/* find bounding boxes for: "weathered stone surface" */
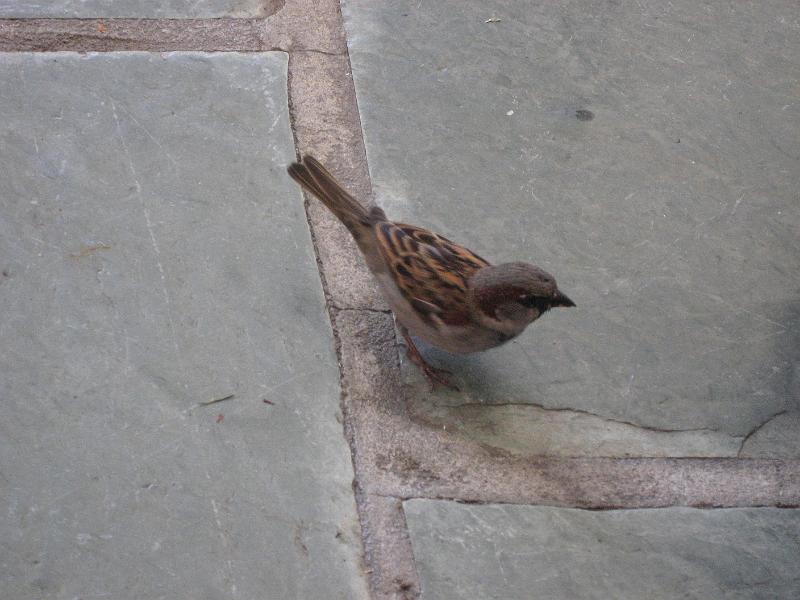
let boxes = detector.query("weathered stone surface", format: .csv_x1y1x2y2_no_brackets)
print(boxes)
342,0,800,456
0,0,275,18
0,52,367,600
404,500,800,600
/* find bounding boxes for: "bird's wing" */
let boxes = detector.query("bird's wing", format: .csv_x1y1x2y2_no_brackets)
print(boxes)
373,220,490,326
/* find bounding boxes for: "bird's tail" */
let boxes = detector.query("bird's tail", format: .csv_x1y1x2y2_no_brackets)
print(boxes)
287,156,370,238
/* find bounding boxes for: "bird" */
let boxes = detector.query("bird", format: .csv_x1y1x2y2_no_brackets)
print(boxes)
287,155,575,390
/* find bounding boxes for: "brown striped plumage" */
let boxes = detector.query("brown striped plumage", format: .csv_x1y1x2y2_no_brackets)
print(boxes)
374,221,489,327
287,155,575,389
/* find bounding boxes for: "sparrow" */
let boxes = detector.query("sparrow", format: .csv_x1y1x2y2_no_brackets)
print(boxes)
287,155,575,390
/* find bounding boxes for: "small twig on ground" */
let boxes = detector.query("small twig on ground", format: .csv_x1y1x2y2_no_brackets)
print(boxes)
199,393,235,406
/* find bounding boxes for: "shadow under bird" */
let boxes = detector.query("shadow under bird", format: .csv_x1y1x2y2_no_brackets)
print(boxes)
288,155,575,390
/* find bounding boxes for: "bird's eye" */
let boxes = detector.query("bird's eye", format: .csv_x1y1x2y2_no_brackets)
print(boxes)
519,295,548,311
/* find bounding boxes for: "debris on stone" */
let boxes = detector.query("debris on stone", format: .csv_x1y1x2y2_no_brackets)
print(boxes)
200,393,235,406
69,243,111,259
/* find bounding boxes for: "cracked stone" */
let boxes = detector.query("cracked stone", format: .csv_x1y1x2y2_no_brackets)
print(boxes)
411,401,742,457
343,0,800,457
739,412,800,459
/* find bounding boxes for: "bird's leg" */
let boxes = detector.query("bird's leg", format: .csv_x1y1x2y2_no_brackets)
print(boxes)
399,326,459,391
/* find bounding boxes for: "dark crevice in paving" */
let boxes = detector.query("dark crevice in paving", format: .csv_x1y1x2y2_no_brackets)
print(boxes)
290,47,345,56
381,494,800,512
434,400,739,437
335,306,394,315
737,409,789,457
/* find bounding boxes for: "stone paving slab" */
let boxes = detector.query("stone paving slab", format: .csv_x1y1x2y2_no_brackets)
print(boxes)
342,0,800,457
0,52,368,600
0,0,273,18
404,500,800,600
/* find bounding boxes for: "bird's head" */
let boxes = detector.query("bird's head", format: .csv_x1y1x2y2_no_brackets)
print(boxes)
467,262,575,335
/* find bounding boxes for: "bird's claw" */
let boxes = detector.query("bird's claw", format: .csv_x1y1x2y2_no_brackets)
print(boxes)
400,326,460,391
404,348,459,391
419,363,459,392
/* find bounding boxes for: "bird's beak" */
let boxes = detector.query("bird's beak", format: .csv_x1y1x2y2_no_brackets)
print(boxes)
552,290,576,308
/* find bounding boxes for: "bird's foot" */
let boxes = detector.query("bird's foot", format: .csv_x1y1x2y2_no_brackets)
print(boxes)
400,327,459,391
415,360,459,392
